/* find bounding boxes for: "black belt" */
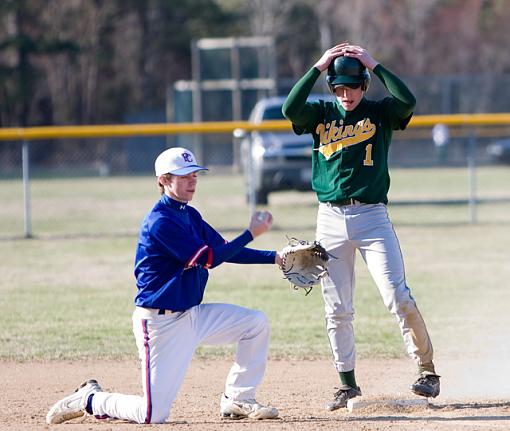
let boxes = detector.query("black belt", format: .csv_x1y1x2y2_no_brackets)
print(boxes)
158,309,175,315
326,198,360,206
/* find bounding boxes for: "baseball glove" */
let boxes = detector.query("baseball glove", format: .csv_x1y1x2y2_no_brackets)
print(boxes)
279,238,330,295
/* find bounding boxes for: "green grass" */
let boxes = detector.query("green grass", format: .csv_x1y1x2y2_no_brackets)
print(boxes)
1,167,509,361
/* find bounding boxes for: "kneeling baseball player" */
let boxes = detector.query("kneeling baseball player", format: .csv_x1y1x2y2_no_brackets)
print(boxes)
47,147,281,424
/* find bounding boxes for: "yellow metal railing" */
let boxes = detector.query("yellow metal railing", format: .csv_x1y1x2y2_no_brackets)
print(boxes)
1,113,510,141
5,112,510,238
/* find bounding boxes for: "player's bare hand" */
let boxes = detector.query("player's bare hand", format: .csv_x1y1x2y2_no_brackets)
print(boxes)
339,44,379,70
313,42,349,72
249,211,273,238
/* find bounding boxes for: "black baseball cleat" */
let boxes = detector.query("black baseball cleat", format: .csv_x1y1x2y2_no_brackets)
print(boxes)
410,374,440,398
325,385,362,411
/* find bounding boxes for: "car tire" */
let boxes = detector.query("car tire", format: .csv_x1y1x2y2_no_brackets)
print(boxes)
256,189,269,205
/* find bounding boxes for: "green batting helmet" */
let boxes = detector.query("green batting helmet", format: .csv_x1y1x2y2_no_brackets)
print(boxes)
326,56,371,93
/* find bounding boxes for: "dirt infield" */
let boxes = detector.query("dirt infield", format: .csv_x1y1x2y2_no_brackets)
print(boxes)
2,357,509,431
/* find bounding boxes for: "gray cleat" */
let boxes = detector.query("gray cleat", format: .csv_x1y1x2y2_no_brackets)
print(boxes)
410,373,440,398
326,385,362,411
220,393,278,420
46,379,102,424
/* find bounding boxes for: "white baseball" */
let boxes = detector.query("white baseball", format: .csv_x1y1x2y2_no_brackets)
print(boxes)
257,211,269,222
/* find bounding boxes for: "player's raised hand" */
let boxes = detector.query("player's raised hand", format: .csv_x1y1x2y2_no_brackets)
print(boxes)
340,44,379,70
249,211,273,238
313,42,349,72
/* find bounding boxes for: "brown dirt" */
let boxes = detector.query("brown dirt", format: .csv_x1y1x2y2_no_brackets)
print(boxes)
2,357,509,431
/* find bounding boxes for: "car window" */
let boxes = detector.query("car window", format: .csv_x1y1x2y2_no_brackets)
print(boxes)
262,106,285,120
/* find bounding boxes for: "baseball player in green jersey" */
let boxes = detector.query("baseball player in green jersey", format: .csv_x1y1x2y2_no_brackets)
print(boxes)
282,43,440,411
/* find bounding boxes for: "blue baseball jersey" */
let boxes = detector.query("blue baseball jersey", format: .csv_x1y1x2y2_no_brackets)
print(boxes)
134,195,275,311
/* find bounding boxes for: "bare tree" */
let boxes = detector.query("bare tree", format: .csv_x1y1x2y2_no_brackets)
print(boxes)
3,0,510,129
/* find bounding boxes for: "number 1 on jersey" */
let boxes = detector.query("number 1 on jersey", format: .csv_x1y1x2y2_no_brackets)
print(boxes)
363,143,374,166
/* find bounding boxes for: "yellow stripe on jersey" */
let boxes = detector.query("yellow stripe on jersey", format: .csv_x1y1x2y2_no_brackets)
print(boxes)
316,118,376,160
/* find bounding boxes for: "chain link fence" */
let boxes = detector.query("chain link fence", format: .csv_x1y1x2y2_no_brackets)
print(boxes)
1,120,510,240
2,71,510,238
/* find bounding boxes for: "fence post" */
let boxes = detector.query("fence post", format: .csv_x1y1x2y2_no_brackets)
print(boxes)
467,130,477,224
22,140,33,238
233,128,256,215
246,133,256,215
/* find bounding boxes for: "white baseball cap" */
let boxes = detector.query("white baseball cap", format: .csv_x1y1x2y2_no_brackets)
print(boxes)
154,147,208,177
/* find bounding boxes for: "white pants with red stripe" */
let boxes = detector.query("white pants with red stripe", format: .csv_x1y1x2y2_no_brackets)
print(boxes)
90,303,270,423
316,202,434,372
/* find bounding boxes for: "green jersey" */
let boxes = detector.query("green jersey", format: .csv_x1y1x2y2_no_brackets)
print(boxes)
282,65,416,204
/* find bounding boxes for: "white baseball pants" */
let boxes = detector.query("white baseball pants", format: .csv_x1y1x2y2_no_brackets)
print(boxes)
316,202,434,372
91,303,270,423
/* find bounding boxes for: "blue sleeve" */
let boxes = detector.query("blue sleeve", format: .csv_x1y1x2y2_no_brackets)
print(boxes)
184,208,275,269
150,216,206,266
227,247,276,264
147,207,262,272
201,219,227,247
195,230,256,269
196,219,276,265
